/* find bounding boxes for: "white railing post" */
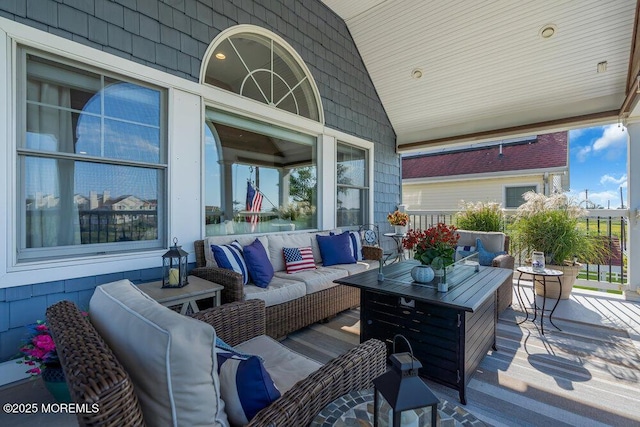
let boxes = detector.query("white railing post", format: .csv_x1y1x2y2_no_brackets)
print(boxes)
626,122,640,297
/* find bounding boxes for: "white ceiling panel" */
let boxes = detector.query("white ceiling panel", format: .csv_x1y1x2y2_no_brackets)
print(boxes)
322,0,637,149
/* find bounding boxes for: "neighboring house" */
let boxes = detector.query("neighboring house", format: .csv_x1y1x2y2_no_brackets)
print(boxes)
402,132,569,211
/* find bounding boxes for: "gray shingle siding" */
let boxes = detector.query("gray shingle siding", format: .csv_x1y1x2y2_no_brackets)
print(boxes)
0,0,398,362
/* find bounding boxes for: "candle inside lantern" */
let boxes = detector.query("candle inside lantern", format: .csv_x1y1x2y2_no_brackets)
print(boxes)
169,268,179,285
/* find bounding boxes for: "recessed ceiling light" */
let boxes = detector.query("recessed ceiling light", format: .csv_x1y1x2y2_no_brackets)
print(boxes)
215,52,226,60
597,61,608,73
411,68,423,79
539,24,557,39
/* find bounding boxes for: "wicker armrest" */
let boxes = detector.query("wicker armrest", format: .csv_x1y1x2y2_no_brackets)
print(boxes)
46,301,145,427
190,266,244,304
247,338,387,427
190,299,266,346
362,245,383,261
492,253,515,270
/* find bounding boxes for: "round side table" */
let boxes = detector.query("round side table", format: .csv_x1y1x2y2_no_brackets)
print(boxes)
515,266,563,335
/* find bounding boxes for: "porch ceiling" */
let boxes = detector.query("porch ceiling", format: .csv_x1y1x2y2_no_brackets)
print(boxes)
321,0,640,152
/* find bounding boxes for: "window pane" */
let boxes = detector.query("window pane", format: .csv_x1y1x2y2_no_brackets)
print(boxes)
204,111,317,236
337,188,367,227
18,51,166,261
23,157,159,249
506,185,536,208
337,144,367,187
203,31,320,121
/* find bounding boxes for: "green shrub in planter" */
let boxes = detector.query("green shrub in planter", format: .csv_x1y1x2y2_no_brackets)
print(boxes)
455,201,504,232
512,191,609,265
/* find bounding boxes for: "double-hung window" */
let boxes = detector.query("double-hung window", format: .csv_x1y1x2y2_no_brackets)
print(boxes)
505,185,537,208
336,142,369,227
16,50,167,261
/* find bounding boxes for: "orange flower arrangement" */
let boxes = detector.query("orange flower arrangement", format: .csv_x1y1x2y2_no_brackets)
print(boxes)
387,210,409,226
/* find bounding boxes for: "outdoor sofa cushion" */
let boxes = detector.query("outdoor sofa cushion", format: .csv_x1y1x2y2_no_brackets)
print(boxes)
243,238,274,287
243,278,306,307
274,266,348,294
90,279,229,427
316,232,357,266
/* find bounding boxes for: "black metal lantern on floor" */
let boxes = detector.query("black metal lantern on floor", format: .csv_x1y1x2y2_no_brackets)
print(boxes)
162,237,189,288
373,335,439,427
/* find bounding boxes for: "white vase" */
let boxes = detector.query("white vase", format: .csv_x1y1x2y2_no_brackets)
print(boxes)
394,225,406,235
411,265,434,283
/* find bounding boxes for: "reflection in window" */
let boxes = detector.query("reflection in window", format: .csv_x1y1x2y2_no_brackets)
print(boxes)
18,52,166,260
337,143,369,227
203,31,320,121
204,109,317,236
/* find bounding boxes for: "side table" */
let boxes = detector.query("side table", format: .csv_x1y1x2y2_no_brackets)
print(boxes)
310,388,485,426
515,266,563,335
137,275,224,315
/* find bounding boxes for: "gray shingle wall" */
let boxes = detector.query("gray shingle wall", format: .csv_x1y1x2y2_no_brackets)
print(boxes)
0,0,399,361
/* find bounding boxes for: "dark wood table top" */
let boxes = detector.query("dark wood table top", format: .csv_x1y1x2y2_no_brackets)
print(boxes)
334,261,512,312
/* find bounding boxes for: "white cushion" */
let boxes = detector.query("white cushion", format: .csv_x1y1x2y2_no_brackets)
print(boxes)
266,233,314,272
235,335,322,394
331,261,376,275
205,235,269,268
274,266,348,294
243,278,306,307
90,280,229,427
456,230,505,253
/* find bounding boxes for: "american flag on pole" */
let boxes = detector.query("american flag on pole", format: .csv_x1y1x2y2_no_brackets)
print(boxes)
246,181,263,232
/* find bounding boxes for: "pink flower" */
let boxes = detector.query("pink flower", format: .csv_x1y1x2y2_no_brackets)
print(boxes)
33,335,56,352
26,367,41,375
35,324,49,331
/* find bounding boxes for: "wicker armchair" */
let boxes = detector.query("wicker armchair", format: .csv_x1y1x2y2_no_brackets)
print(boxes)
46,299,386,427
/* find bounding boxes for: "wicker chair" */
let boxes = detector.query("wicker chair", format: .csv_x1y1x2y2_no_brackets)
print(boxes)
46,299,386,427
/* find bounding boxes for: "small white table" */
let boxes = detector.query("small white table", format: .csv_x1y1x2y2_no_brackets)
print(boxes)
137,275,224,315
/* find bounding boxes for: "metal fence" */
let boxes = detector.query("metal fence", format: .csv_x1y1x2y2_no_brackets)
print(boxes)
405,208,628,291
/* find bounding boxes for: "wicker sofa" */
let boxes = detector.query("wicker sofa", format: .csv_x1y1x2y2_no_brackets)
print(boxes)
192,230,383,338
46,284,386,427
455,230,515,313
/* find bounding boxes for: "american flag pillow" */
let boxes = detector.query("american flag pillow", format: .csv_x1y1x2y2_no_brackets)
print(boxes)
282,246,317,274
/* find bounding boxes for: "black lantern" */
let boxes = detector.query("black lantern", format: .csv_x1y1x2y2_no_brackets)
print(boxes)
373,335,439,427
162,237,189,288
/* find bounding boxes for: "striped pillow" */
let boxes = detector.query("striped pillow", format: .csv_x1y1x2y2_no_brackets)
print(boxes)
211,241,249,285
282,246,317,273
349,231,363,261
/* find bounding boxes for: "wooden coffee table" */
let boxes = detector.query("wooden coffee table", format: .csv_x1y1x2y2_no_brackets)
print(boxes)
137,275,223,315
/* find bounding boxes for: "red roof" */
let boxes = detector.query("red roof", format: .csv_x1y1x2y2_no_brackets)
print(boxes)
402,132,568,179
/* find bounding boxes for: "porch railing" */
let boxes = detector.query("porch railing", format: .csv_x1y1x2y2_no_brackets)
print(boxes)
405,208,628,291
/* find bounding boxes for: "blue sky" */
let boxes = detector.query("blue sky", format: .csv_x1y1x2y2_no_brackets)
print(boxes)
568,124,628,209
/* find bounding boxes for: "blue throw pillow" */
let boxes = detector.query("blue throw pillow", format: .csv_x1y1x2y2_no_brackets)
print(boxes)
476,239,506,266
455,245,477,261
316,233,356,266
243,239,274,288
216,346,281,425
330,231,363,261
211,241,249,285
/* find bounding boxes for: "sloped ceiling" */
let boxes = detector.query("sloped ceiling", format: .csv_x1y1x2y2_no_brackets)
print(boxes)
322,0,640,152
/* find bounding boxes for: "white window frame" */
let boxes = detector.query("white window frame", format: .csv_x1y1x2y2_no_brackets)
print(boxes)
504,183,538,208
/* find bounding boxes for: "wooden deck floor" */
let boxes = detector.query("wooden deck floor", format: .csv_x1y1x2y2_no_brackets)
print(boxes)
1,283,638,426
282,284,640,427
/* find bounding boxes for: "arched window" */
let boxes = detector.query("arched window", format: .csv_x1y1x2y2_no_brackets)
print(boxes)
201,26,322,122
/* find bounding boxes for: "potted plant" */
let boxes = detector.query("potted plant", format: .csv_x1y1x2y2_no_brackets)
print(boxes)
511,191,610,299
387,210,410,234
17,316,86,403
402,223,460,283
455,201,504,232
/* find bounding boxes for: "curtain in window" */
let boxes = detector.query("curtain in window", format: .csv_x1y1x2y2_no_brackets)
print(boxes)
26,81,79,247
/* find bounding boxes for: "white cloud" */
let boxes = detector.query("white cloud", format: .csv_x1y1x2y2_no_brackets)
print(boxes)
593,124,627,152
600,174,627,186
588,190,624,208
576,146,591,162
